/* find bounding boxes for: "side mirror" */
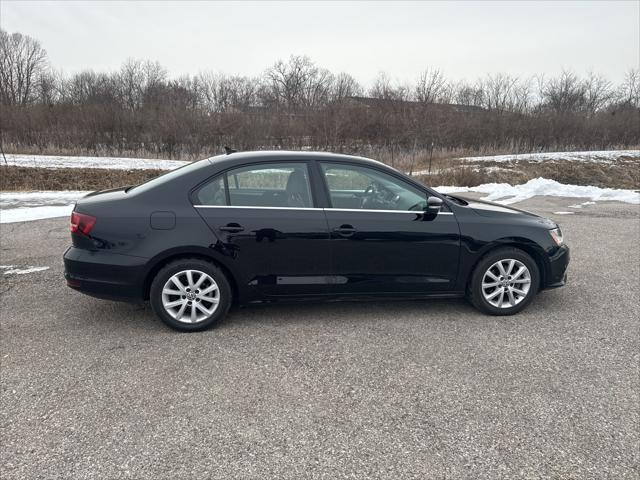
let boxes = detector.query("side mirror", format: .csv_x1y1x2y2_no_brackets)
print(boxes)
425,196,443,215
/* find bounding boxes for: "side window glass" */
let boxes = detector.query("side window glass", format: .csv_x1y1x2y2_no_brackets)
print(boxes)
194,175,227,205
226,163,313,208
321,163,426,211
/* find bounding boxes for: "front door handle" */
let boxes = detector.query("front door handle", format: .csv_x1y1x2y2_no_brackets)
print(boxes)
219,223,244,233
333,224,356,237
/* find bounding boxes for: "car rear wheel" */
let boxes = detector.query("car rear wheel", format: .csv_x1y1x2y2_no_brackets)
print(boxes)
468,247,539,315
150,258,231,331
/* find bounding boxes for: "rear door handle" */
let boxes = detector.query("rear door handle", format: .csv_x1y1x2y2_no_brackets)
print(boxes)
333,224,356,237
219,223,244,233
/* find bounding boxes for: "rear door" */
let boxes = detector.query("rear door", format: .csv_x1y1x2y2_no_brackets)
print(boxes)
193,161,332,297
319,162,461,295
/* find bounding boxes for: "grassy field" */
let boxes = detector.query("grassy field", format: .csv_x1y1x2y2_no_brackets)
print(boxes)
414,156,640,190
1,152,639,191
0,166,162,191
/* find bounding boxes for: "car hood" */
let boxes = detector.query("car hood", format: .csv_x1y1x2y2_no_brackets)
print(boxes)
451,194,558,228
461,197,538,217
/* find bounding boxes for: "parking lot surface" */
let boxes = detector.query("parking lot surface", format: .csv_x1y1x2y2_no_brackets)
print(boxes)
1,197,638,479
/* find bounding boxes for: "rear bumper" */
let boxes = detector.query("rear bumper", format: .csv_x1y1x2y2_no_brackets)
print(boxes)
63,246,148,301
545,244,570,289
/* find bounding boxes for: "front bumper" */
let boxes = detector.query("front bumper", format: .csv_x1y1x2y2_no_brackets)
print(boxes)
545,244,570,289
63,246,148,301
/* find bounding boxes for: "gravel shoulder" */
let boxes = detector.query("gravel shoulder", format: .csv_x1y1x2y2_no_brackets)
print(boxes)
1,198,638,479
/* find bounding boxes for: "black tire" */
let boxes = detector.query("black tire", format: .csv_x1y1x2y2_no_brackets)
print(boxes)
467,247,540,315
150,258,232,332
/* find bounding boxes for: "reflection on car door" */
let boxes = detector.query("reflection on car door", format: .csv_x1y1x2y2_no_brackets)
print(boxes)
320,162,461,295
193,162,332,297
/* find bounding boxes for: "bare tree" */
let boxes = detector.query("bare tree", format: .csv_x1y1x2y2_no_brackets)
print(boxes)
331,72,362,101
616,68,640,108
583,71,613,114
117,58,167,110
0,30,49,105
263,55,333,111
453,80,484,107
510,77,533,114
483,73,519,112
415,68,446,103
540,70,587,113
369,72,409,101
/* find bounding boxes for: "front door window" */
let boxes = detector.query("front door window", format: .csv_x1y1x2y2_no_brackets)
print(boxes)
321,163,427,211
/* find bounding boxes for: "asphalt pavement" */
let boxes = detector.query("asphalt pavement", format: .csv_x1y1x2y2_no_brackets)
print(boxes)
1,196,638,479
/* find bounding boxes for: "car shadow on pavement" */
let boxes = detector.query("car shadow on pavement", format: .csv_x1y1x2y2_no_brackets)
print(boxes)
76,289,570,333
75,296,476,332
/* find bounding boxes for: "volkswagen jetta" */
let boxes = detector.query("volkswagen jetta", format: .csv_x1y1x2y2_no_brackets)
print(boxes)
63,151,569,331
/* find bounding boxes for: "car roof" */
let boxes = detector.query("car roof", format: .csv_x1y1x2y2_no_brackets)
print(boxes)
205,150,388,170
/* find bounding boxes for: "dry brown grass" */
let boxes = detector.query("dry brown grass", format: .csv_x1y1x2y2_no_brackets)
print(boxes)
1,156,638,192
413,156,640,190
2,143,210,161
0,166,162,191
477,160,639,189
416,167,491,187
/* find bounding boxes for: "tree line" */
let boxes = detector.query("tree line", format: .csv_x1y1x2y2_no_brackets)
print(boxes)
1,29,638,160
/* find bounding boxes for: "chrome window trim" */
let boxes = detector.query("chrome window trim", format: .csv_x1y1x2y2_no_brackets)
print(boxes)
194,205,318,211
328,208,454,215
193,205,454,215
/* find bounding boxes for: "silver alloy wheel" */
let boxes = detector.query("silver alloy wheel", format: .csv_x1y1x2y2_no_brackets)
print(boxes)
161,269,220,323
481,259,531,309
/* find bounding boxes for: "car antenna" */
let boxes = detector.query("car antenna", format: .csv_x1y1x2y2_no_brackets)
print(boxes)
224,146,237,155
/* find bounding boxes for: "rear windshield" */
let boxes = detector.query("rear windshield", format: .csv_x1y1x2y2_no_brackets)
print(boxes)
129,159,208,194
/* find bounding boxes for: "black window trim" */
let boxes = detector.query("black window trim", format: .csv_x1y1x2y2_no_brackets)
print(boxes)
189,157,452,213
189,159,318,209
317,160,451,213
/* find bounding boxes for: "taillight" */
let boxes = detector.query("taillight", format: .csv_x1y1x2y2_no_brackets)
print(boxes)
70,211,96,235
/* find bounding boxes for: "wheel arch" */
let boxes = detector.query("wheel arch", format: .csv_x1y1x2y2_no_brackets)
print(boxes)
466,238,548,291
142,247,239,303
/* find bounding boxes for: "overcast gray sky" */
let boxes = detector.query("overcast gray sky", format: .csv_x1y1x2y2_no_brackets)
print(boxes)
1,0,638,84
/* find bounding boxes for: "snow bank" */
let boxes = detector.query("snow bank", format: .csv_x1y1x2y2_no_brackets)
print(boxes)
436,178,640,205
4,154,189,170
0,205,75,223
0,190,89,222
1,177,638,224
0,190,90,208
5,150,639,171
461,150,640,164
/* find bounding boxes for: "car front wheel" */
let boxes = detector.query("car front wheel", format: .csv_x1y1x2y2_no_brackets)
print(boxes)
150,258,232,331
468,247,539,315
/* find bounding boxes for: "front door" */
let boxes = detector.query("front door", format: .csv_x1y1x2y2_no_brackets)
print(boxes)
319,162,460,295
193,162,331,297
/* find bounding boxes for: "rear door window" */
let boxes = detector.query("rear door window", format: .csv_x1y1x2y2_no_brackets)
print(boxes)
194,163,313,208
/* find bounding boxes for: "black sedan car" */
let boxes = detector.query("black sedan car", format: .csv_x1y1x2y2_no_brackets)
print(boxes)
64,151,569,331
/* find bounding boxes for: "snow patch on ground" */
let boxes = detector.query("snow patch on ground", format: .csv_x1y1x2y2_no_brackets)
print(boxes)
0,265,50,275
0,205,75,223
4,154,189,170
8,150,638,173
1,176,639,223
0,190,90,223
553,211,575,215
1,190,90,208
436,178,640,205
461,150,640,164
568,201,596,209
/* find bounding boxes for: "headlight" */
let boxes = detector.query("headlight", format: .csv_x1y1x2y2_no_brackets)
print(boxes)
549,227,563,246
